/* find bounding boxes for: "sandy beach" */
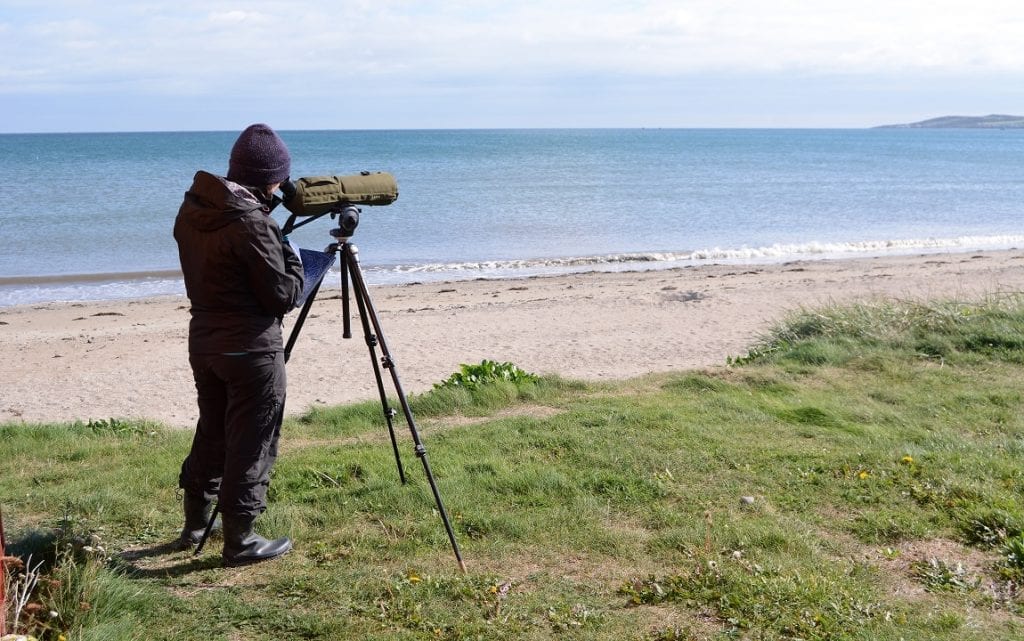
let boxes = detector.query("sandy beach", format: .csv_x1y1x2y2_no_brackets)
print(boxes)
2,249,1023,429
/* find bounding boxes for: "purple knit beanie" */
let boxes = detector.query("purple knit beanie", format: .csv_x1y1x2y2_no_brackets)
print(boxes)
227,123,291,186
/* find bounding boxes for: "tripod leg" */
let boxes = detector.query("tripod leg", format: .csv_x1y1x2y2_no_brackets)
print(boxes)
342,245,467,573
193,503,219,556
284,275,325,363
341,252,352,339
358,310,407,484
337,249,406,483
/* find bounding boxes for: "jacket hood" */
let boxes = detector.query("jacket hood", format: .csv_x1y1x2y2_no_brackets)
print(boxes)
178,170,269,232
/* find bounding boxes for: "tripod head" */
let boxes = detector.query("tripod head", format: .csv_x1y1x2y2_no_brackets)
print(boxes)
281,204,360,239
329,205,360,241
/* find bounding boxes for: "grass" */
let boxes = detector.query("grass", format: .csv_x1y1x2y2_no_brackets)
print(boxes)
2,296,1024,639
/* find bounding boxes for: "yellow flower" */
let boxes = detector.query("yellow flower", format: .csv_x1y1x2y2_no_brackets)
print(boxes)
407,571,421,583
858,470,870,480
901,455,914,464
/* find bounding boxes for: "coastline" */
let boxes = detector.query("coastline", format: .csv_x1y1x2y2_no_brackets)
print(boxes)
6,234,1024,309
2,248,1023,429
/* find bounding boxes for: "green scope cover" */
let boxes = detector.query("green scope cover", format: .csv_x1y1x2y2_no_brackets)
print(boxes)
284,172,399,215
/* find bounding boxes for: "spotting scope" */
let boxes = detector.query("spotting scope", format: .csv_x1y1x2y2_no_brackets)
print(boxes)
281,171,398,216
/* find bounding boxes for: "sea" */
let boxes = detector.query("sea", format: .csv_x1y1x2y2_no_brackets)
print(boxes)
1,128,1022,307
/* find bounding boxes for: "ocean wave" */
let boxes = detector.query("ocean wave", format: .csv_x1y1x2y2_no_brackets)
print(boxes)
2,234,1023,307
365,234,1024,279
0,277,186,308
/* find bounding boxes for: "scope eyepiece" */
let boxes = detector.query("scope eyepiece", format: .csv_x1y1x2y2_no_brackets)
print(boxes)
279,178,297,202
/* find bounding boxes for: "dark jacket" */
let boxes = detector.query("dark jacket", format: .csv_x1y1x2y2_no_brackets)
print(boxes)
174,171,304,354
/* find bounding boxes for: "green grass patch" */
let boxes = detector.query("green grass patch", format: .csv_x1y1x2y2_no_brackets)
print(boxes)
3,297,1024,639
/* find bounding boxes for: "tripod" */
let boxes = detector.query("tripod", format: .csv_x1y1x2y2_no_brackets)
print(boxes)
195,205,466,573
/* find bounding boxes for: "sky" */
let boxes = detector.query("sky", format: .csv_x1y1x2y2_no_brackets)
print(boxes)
1,0,1023,132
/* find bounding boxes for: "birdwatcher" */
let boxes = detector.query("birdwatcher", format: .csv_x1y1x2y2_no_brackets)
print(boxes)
172,123,304,566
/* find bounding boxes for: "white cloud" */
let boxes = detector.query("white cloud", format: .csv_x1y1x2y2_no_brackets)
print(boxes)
205,10,272,26
2,0,1023,95
1,0,1022,131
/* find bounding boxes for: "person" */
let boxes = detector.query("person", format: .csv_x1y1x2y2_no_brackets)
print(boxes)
172,123,304,566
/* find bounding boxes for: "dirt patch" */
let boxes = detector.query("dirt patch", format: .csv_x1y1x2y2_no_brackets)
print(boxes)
628,604,723,640
420,404,565,429
278,405,565,455
877,538,1003,599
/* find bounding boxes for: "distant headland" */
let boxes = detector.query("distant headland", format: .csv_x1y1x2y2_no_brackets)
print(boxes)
875,114,1024,129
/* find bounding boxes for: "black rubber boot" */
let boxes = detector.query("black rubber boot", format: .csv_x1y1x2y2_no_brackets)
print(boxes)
173,493,216,550
221,514,292,567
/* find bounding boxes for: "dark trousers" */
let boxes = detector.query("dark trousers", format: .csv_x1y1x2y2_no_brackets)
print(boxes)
179,351,286,518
